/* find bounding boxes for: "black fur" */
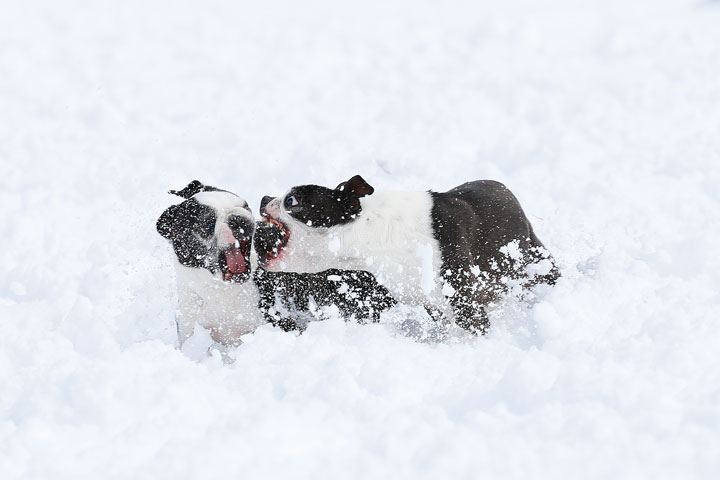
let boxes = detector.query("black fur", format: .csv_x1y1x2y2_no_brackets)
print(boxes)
157,198,219,270
252,218,396,330
157,181,254,282
254,220,285,261
169,180,206,199
169,179,232,199
254,268,397,332
430,180,560,334
260,195,275,211
279,175,374,228
265,176,559,335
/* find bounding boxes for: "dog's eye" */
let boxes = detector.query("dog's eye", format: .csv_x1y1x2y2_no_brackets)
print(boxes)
285,196,299,209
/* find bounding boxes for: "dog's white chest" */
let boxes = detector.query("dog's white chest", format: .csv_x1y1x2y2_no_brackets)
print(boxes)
174,264,265,345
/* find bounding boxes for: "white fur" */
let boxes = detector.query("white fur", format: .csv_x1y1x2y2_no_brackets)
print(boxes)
170,191,264,346
174,263,264,346
193,190,249,212
194,191,253,244
264,191,449,311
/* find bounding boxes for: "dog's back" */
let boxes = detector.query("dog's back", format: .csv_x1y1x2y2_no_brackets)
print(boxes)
431,180,559,286
429,180,559,333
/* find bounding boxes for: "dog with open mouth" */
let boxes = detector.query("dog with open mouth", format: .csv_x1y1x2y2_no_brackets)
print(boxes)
157,180,397,347
157,180,262,346
259,175,560,334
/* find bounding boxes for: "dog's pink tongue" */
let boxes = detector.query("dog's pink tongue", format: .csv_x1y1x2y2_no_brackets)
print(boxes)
225,248,247,274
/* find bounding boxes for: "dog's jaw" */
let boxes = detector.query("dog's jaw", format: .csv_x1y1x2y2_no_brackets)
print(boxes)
258,196,331,272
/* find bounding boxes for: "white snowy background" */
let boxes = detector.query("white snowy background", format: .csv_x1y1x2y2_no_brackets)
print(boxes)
2,0,719,478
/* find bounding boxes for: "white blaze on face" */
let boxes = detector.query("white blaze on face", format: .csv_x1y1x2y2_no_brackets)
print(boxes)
192,190,256,281
193,190,249,208
193,191,254,233
216,223,236,248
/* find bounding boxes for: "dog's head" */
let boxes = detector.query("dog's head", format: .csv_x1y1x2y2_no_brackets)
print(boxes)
256,175,374,266
157,180,255,283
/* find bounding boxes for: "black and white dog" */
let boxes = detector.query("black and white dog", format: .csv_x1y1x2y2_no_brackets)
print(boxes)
157,181,395,346
260,176,560,333
157,180,264,345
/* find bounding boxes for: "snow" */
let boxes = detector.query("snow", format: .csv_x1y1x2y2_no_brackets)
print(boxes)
2,0,720,478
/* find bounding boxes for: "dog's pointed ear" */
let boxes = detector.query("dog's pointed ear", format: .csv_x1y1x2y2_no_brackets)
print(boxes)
169,180,205,199
336,175,374,198
157,205,179,239
336,175,373,213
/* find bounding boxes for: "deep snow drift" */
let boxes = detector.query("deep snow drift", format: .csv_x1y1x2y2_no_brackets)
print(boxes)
1,0,719,478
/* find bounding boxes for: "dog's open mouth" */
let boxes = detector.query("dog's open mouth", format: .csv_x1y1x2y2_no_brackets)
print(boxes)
219,239,251,283
256,214,290,265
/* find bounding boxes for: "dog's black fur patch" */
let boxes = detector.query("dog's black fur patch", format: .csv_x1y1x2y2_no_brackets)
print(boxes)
169,180,232,199
279,175,374,227
430,180,560,334
157,198,219,270
157,181,254,282
253,220,287,263
254,268,397,332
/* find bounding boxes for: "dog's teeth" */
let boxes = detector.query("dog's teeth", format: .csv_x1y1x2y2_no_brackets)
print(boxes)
234,240,240,248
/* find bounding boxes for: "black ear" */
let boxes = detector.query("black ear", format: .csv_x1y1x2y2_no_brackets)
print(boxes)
336,175,374,198
157,205,179,239
169,180,205,199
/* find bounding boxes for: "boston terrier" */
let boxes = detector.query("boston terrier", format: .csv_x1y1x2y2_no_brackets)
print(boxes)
259,176,560,334
157,180,264,346
157,181,396,347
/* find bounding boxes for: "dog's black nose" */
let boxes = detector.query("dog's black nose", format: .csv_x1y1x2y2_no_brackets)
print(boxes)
260,196,275,212
227,215,255,238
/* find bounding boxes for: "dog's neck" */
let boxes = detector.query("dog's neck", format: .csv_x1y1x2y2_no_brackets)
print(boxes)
174,262,265,345
330,190,435,250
